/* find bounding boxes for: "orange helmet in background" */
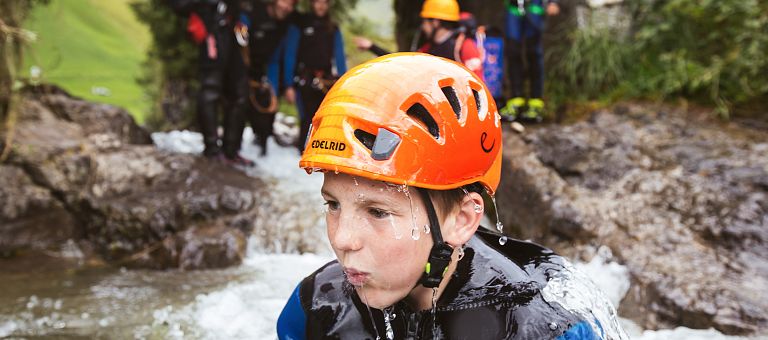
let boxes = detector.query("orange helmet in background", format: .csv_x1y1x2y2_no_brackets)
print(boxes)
420,0,460,22
299,53,502,195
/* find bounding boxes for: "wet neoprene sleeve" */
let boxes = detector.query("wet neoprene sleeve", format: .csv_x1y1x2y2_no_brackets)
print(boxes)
283,25,300,87
277,284,306,340
333,29,348,75
267,38,286,89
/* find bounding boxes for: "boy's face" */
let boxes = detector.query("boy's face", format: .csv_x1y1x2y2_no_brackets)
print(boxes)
321,173,434,308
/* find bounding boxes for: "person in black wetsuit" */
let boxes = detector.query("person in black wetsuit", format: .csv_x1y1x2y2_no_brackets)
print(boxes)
240,0,295,156
168,0,254,166
276,53,627,339
283,0,347,154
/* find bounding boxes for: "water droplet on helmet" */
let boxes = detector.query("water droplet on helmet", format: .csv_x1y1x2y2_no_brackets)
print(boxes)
498,236,508,245
548,322,558,330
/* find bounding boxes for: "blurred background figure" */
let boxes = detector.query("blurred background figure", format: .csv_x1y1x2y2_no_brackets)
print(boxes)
352,0,483,80
499,0,560,122
284,0,347,154
241,0,296,156
169,0,254,166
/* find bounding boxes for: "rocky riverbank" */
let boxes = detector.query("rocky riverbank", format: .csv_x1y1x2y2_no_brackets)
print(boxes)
496,103,767,335
1,85,261,270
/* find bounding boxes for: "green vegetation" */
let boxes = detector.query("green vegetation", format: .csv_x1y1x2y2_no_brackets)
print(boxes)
23,0,151,122
548,0,768,119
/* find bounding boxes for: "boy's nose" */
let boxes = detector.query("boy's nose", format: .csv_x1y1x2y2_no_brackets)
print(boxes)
332,213,363,252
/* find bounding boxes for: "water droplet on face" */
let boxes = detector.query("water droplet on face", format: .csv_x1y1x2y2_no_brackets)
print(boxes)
389,215,403,240
353,177,358,186
474,203,482,213
411,225,421,240
499,236,508,245
496,221,504,233
423,224,430,234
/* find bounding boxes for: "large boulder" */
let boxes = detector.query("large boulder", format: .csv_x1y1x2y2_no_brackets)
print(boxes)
0,85,261,269
496,103,768,335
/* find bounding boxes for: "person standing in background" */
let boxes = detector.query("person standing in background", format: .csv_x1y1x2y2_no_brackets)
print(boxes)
499,0,560,122
352,0,483,80
241,0,296,156
283,0,347,154
169,0,255,166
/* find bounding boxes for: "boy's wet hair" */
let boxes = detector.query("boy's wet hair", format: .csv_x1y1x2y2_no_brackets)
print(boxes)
428,182,485,218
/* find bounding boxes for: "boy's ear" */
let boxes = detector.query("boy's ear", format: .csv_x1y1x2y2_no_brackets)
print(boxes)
443,192,483,246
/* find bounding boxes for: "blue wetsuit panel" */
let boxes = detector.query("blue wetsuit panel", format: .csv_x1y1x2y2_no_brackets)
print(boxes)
277,283,306,340
556,320,600,340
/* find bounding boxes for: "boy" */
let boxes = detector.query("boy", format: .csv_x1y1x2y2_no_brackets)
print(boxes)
278,53,625,339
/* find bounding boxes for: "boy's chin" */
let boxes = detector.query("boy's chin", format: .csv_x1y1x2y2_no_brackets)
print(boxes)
354,285,404,310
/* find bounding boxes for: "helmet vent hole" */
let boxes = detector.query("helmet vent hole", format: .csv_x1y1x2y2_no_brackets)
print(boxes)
354,129,376,150
441,86,462,120
472,88,489,120
406,103,440,139
472,89,482,114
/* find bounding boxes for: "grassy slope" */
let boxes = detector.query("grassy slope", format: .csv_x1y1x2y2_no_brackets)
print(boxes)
23,0,151,122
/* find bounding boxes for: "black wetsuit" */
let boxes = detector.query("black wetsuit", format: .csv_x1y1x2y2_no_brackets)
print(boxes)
243,2,293,155
277,229,602,339
284,13,346,153
169,0,249,158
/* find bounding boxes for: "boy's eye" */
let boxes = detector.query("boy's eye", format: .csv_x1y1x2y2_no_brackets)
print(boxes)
367,207,391,219
324,200,340,211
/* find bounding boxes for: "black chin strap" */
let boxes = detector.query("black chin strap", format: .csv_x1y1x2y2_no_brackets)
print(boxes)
416,188,454,288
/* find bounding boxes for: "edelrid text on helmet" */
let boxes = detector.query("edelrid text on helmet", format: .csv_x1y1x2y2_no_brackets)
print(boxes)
299,52,503,195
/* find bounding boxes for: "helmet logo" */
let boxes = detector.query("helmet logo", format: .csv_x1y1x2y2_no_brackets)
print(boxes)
311,139,347,152
480,132,495,153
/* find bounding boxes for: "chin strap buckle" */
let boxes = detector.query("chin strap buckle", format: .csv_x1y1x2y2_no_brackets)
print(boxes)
421,242,454,288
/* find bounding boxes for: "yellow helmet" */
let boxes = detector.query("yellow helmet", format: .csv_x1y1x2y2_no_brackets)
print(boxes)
420,0,460,22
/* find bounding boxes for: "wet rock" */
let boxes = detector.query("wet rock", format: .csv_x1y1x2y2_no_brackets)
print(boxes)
497,103,768,335
0,165,77,252
0,84,263,270
28,84,151,145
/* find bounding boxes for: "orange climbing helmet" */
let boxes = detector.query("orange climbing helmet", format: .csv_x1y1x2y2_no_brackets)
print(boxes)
299,53,503,195
420,0,460,22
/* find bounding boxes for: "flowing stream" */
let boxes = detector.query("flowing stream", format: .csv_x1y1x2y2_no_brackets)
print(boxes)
0,127,760,339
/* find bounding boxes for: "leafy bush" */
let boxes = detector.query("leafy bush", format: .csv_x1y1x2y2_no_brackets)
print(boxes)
548,0,768,118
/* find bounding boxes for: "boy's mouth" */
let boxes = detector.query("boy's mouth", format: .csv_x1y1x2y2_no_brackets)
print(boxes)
344,268,369,286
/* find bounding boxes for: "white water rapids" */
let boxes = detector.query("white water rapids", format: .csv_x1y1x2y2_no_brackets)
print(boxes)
0,124,760,339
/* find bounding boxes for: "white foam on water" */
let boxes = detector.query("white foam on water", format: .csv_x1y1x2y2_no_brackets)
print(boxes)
0,320,17,337
151,129,204,154
154,253,332,339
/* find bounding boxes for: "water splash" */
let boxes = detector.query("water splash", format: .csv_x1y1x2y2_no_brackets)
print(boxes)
404,185,419,238
541,257,630,340
360,284,382,340
490,195,504,233
411,225,421,240
388,215,403,240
